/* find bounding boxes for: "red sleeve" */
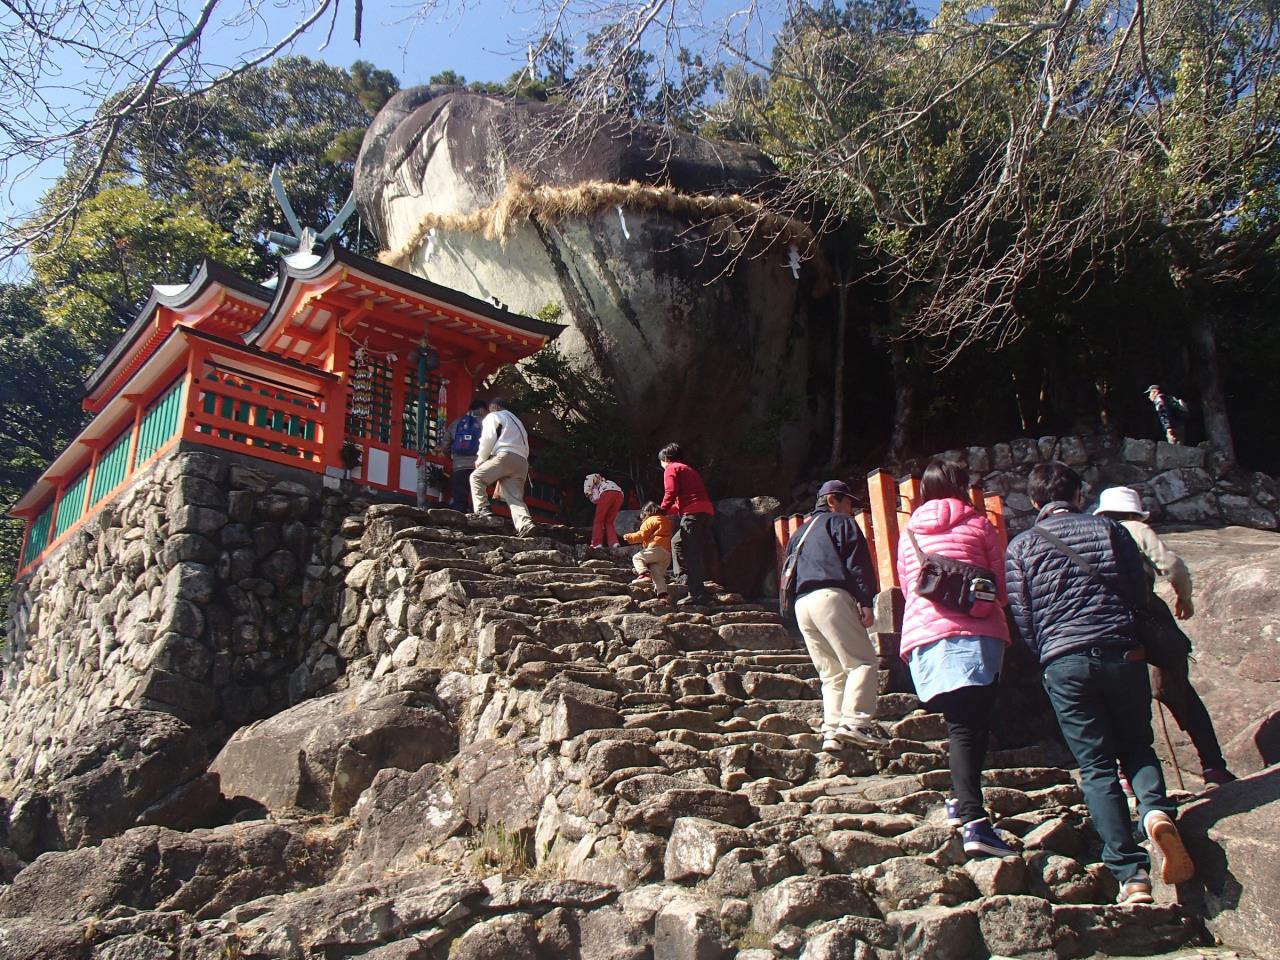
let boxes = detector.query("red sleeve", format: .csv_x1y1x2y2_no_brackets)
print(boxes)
659,465,679,514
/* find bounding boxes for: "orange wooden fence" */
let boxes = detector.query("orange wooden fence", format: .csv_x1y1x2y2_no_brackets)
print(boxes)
774,469,1007,593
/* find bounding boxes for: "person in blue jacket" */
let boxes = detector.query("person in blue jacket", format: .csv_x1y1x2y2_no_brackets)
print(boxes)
1006,462,1195,904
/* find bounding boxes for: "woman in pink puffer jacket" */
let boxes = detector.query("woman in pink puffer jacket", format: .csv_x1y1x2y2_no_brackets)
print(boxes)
896,459,1012,859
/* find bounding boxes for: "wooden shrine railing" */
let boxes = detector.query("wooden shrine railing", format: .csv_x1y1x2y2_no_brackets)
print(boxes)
774,468,1008,593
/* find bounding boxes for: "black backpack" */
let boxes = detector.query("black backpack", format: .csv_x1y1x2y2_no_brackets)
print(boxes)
906,530,998,614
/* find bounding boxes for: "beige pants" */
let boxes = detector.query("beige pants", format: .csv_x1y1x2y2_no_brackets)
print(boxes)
632,545,671,596
794,587,878,732
470,451,532,533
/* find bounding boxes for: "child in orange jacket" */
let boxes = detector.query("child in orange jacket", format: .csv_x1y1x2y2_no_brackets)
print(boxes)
625,501,673,601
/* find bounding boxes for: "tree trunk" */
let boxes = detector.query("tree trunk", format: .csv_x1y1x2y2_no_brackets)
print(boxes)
888,338,914,463
1173,267,1236,461
1187,309,1235,461
416,457,430,508
828,276,850,469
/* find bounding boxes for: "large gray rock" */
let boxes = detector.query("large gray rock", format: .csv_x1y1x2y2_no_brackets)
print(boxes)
355,88,816,488
6,708,216,859
1178,765,1280,957
1158,527,1280,775
210,686,456,815
347,763,466,876
0,821,344,922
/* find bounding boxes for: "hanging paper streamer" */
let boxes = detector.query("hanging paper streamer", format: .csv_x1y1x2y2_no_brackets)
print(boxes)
787,243,801,280
617,205,630,240
424,227,437,262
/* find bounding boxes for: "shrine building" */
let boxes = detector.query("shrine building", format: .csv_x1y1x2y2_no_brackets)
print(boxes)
10,243,563,575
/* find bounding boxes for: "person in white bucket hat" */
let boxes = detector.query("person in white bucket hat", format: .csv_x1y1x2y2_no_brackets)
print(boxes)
1094,486,1236,786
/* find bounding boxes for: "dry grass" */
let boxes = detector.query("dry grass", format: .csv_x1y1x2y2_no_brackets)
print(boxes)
466,822,533,875
380,171,815,268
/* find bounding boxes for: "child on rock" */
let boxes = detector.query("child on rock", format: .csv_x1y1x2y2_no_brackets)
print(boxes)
625,501,673,601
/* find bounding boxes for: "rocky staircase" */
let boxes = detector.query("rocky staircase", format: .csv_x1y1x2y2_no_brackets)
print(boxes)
336,504,1207,959
0,501,1225,960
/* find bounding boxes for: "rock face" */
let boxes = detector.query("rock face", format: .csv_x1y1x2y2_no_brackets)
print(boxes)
210,681,455,815
1179,765,1280,958
1152,527,1280,777
355,87,818,488
5,708,216,860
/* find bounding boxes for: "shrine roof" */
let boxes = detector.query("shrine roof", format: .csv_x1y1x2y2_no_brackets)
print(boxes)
85,259,271,397
244,242,563,348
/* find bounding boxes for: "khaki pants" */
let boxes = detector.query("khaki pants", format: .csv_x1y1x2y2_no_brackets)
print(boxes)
470,451,532,533
632,545,671,596
794,587,878,732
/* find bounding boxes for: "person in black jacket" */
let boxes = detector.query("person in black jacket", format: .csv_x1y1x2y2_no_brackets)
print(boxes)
1006,462,1195,904
783,480,886,751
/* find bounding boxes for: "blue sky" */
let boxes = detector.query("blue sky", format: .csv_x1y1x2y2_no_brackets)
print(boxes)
4,1,538,219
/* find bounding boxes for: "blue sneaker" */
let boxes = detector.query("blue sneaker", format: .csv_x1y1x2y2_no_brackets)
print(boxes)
944,798,962,828
962,818,1014,858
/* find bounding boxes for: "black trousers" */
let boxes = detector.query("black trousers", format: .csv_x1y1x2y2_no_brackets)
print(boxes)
929,682,998,825
672,513,711,601
1153,664,1227,771
1147,597,1227,771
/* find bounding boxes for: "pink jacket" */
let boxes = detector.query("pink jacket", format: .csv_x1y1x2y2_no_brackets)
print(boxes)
896,497,1010,660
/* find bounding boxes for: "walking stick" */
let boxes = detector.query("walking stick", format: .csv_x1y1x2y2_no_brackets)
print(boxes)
1156,701,1186,792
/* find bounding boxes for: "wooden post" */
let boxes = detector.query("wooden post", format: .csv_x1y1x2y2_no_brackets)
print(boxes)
897,474,920,530
854,509,878,579
124,395,144,474
866,469,900,590
984,493,1008,549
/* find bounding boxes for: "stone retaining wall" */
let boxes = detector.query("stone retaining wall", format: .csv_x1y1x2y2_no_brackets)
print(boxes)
0,447,346,788
922,434,1279,533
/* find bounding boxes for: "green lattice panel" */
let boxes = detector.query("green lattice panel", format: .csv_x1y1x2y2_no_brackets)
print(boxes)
89,429,131,507
22,503,54,566
52,471,89,540
135,380,184,466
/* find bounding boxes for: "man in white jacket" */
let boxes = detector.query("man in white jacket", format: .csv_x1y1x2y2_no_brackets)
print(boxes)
470,398,535,537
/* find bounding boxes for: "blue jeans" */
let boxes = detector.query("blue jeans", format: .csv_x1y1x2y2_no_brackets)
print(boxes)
1042,646,1176,884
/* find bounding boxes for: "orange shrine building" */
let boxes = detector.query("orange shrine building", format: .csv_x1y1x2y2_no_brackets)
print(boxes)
10,243,563,576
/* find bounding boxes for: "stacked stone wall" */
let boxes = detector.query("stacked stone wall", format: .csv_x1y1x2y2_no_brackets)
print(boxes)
921,433,1279,533
0,447,347,788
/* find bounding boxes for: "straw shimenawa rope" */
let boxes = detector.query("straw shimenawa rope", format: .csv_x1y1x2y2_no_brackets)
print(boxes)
379,171,814,269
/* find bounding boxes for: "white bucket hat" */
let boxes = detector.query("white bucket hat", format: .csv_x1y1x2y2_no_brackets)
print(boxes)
1094,486,1149,520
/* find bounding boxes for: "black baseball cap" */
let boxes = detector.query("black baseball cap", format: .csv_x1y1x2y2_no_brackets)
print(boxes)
817,480,853,498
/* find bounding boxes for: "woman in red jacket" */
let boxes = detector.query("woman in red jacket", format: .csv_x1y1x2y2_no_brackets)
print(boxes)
896,459,1012,860
657,443,715,606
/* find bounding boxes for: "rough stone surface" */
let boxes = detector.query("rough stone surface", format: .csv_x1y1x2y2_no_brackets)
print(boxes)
210,683,455,814
1179,764,1280,958
5,449,1265,960
354,87,816,489
5,708,214,858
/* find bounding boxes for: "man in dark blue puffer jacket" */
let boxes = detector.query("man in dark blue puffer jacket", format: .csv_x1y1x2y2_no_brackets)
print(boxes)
1006,462,1195,904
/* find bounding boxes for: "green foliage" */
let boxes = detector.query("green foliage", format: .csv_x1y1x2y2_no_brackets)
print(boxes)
31,180,256,354
493,338,638,500
105,56,399,266
0,282,94,636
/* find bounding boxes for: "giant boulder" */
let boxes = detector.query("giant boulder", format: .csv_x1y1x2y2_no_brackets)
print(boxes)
355,87,818,489
1158,527,1280,775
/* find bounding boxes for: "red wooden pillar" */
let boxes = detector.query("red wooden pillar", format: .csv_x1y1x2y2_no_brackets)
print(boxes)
180,341,210,444
985,493,1008,549
123,395,144,475
866,469,900,590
